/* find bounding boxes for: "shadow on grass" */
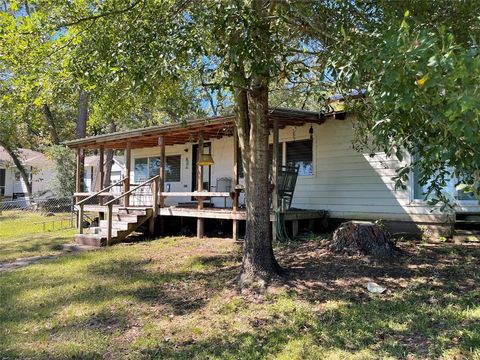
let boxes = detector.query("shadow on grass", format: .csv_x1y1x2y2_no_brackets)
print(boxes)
137,285,479,359
0,240,479,359
0,233,71,262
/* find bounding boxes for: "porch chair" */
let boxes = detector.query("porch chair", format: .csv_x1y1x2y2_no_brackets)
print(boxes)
212,177,232,208
276,165,299,210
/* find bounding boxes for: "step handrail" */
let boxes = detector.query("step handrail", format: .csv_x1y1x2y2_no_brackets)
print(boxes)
75,177,129,236
76,177,128,206
104,175,160,206
104,175,160,245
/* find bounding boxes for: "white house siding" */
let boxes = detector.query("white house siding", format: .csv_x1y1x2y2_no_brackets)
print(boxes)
31,164,55,196
2,167,16,197
1,163,55,198
127,115,479,224
284,117,480,224
83,159,125,192
84,167,93,192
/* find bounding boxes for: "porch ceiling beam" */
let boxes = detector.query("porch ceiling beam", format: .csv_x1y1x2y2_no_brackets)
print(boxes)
65,109,345,150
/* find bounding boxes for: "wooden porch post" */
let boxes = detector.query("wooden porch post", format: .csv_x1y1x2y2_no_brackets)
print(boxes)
75,147,84,230
197,131,204,238
149,177,159,235
75,148,82,201
158,136,166,207
157,135,166,236
124,141,131,207
99,145,104,205
272,119,280,241
232,126,239,241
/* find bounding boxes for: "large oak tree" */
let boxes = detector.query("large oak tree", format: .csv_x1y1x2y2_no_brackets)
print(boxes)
2,0,478,284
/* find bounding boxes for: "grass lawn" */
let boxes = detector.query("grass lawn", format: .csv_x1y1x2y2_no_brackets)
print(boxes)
0,234,479,359
0,211,76,262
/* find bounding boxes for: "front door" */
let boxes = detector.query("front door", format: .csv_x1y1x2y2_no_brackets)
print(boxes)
191,143,211,196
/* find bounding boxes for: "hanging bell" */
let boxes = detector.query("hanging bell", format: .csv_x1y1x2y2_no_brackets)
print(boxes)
198,153,214,166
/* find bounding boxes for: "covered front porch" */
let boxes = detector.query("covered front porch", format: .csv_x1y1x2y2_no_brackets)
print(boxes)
67,108,337,245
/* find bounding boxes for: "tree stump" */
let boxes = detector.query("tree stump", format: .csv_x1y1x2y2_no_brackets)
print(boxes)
330,221,400,258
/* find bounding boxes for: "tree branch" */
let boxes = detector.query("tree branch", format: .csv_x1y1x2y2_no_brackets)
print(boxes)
58,1,143,29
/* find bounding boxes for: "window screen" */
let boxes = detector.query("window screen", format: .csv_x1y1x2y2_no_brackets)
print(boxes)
166,155,181,182
149,157,160,178
286,139,313,176
134,158,148,182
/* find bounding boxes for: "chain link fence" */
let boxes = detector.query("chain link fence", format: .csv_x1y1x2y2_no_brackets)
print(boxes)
0,196,76,233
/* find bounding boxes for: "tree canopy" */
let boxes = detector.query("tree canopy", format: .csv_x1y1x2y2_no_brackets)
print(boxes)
330,1,480,204
1,0,479,280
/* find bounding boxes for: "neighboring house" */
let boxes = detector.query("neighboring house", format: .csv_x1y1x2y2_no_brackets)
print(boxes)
83,155,125,192
0,147,55,200
66,107,480,245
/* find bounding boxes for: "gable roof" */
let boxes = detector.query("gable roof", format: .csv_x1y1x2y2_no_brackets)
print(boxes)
64,107,346,150
84,155,125,168
0,147,51,168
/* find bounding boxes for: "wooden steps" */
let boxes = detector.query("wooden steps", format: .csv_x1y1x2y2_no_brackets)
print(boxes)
74,207,153,247
453,212,480,243
453,229,480,243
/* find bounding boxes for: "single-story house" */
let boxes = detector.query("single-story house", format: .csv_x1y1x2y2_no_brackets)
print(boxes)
65,108,480,246
0,147,55,200
84,155,125,192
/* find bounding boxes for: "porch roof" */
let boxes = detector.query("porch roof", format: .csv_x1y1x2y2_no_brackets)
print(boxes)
65,107,345,149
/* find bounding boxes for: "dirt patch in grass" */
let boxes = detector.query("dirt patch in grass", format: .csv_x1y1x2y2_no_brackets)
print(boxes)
0,236,479,359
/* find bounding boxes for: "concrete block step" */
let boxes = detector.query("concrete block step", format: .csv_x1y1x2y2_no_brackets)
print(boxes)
74,234,105,247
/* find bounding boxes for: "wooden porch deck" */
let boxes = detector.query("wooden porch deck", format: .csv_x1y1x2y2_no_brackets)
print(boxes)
158,206,327,221
84,204,327,222
78,203,327,244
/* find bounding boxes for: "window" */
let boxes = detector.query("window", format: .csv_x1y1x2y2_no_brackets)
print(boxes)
412,165,477,201
412,166,425,200
286,139,313,176
134,156,181,183
134,158,149,183
455,174,476,201
165,155,181,182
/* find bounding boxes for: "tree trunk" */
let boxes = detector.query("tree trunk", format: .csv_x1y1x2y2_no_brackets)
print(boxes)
331,221,400,258
76,90,88,139
76,90,89,191
236,85,282,285
103,122,117,187
235,0,282,285
42,103,60,145
1,144,32,197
